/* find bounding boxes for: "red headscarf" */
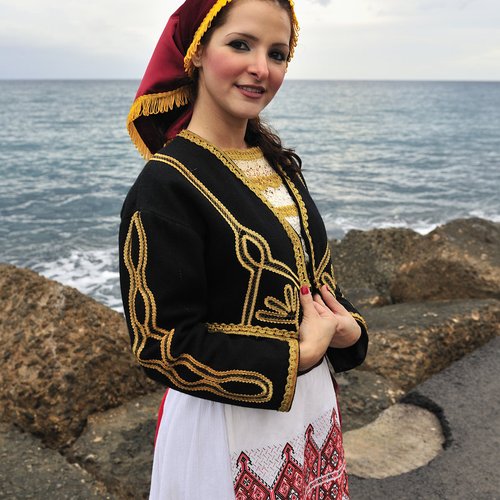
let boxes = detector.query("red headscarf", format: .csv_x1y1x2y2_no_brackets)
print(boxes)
127,0,299,159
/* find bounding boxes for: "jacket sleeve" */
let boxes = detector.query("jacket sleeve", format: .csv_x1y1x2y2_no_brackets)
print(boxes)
326,284,368,373
119,209,298,411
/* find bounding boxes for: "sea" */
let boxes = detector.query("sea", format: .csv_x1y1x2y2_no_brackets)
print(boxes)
1,80,499,311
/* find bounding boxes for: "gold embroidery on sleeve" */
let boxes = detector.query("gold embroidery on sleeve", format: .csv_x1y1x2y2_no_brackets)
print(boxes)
123,211,274,404
206,323,298,340
280,339,299,411
350,312,368,330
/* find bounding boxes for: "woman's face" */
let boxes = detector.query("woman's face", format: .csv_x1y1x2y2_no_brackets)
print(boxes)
193,0,292,127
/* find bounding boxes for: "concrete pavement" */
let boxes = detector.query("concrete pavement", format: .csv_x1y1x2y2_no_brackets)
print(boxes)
348,336,500,500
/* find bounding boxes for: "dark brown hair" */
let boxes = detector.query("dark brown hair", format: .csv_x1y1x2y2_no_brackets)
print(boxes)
196,0,302,175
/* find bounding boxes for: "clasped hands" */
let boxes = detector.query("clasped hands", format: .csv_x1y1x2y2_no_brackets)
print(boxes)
298,284,361,372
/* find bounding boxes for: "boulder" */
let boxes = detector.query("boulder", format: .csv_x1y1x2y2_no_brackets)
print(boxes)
361,298,500,391
330,227,421,307
0,264,159,449
68,391,164,499
391,218,500,302
0,422,112,499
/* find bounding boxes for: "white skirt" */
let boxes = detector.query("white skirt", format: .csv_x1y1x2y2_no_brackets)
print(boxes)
150,359,349,499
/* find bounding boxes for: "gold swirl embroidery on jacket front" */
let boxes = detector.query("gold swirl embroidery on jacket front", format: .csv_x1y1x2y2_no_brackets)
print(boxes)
154,150,302,411
316,247,338,292
206,321,299,412
178,129,310,287
279,167,317,280
256,284,300,326
124,211,273,403
154,153,301,326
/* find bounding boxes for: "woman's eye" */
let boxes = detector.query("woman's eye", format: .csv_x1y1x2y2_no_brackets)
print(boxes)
269,50,286,62
229,40,250,51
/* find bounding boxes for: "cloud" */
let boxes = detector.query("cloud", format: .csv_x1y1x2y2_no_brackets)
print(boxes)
308,0,333,5
0,0,498,80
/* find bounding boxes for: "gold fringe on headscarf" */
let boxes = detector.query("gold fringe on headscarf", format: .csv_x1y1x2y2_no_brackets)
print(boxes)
126,85,191,159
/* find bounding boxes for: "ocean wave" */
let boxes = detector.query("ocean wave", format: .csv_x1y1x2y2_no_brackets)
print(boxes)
27,213,500,312
33,248,123,313
323,212,500,240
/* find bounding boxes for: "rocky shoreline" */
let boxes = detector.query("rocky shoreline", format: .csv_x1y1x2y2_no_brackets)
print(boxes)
1,217,499,498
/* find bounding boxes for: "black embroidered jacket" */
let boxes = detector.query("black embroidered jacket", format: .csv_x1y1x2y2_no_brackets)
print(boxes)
119,130,368,412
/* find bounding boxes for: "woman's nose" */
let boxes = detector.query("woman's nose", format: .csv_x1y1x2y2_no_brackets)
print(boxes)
248,51,270,80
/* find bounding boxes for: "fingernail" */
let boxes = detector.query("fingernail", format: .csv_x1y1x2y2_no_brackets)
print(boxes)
300,285,310,295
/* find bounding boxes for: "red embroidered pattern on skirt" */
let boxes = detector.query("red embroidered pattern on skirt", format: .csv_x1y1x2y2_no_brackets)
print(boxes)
234,408,349,500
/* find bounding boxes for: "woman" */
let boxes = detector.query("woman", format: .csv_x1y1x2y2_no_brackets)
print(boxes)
119,0,368,497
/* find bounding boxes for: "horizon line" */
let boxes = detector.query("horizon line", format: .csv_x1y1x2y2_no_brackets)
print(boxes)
1,77,499,84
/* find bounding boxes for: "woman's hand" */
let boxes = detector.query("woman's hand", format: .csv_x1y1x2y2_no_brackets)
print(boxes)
313,285,362,349
298,285,362,372
298,285,338,371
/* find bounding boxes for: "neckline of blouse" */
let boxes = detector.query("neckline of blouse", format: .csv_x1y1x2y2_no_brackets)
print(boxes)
178,129,263,161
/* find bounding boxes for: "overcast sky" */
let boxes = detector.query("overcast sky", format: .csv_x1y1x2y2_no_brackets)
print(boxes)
0,0,499,80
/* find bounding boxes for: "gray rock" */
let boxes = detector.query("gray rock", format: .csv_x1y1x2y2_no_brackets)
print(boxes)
0,264,159,449
335,370,404,431
68,391,165,499
0,422,113,499
361,299,500,391
331,218,500,307
391,218,500,303
331,227,421,306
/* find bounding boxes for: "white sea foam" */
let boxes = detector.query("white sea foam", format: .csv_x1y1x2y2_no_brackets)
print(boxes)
34,248,123,313
3,80,499,317
469,209,500,223
323,214,442,239
32,211,500,312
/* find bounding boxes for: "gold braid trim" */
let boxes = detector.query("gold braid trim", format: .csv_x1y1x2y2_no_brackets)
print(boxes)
351,312,368,331
178,129,310,286
153,152,301,321
207,322,299,411
280,166,318,284
207,322,298,340
317,248,338,292
280,339,299,411
183,0,300,77
224,147,263,160
124,211,274,404
126,86,191,159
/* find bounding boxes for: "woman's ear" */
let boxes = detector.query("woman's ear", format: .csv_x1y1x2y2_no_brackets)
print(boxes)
191,46,204,68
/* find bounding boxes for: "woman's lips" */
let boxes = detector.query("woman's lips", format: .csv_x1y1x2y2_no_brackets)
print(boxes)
235,84,265,98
